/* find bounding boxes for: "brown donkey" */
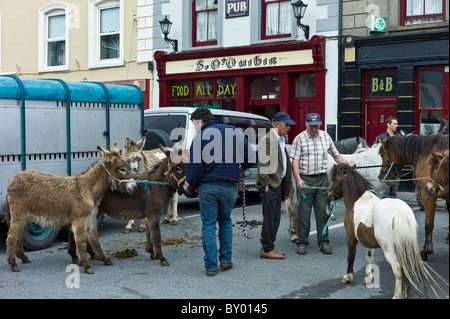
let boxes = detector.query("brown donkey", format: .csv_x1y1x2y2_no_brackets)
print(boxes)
5,143,137,274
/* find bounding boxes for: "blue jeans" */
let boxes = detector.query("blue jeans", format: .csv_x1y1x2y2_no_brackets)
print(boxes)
199,183,237,270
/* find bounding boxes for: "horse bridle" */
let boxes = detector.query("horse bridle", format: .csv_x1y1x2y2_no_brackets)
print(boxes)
379,149,402,182
428,155,448,192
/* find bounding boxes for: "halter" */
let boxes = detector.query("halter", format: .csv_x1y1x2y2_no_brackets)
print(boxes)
380,150,402,182
428,155,447,192
100,162,136,190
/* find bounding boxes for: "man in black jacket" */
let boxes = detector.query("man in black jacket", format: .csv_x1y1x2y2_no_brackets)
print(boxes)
186,108,255,276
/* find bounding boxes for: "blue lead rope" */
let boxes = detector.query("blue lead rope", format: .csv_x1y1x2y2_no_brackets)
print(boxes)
136,180,170,191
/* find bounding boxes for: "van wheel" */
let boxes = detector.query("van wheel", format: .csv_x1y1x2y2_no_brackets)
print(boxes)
23,223,59,251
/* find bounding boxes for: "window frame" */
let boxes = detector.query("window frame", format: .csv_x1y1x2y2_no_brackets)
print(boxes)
192,0,219,47
38,3,69,73
261,0,292,40
400,0,446,26
88,0,124,69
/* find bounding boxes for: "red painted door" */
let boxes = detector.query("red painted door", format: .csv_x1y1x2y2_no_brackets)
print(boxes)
365,102,397,145
291,101,316,141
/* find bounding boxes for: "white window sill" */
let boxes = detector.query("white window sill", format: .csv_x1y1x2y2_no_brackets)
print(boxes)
38,65,69,73
89,59,124,69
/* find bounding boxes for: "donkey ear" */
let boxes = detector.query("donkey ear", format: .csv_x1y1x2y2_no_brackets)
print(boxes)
112,142,120,153
123,137,131,153
136,136,146,151
97,145,111,162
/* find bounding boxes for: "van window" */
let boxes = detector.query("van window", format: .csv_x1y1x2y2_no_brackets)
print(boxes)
144,114,187,142
215,115,272,145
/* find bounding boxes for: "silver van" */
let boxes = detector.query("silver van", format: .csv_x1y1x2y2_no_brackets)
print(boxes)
143,107,273,190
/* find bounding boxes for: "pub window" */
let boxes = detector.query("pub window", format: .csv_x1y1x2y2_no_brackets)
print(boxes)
416,67,447,134
193,0,218,47
295,73,315,97
261,0,291,40
400,0,445,25
251,76,280,99
169,77,236,110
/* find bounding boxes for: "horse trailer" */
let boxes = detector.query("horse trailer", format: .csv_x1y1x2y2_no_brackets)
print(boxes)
0,76,144,250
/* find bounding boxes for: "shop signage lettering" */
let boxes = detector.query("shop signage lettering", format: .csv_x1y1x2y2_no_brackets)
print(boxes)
368,72,397,97
172,83,237,98
195,55,277,72
226,0,249,18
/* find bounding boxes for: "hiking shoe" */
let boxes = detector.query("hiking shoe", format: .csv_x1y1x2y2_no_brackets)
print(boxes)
320,245,332,255
297,246,307,255
220,261,233,270
205,268,217,277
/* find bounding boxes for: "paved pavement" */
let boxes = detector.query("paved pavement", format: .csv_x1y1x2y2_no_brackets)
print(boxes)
0,191,448,307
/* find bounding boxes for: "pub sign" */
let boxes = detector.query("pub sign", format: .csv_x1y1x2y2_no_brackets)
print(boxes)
226,0,249,18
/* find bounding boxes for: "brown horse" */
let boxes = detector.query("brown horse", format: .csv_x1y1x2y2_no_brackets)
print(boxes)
328,164,438,299
425,152,449,197
5,144,137,274
68,145,193,266
378,134,449,261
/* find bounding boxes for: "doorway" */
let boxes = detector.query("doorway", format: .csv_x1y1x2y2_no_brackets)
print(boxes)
365,102,397,145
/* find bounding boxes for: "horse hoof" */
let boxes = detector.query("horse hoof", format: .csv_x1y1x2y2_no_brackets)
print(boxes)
123,228,132,234
171,220,178,225
72,258,80,264
162,220,170,225
138,227,146,232
161,260,170,266
420,251,428,261
11,265,20,272
85,268,94,274
22,258,32,264
341,273,353,284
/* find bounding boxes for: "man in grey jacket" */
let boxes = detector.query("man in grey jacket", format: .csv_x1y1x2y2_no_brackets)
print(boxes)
256,112,295,259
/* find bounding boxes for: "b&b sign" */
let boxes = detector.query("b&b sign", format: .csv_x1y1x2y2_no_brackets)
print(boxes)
226,0,249,19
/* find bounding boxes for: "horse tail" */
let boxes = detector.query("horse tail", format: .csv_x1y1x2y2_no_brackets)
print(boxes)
393,208,440,299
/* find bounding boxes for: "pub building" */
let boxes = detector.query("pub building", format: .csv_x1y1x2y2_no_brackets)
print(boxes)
339,30,449,144
154,35,326,140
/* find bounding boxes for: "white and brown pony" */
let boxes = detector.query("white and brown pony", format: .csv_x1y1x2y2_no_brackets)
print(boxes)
5,144,137,274
122,137,180,233
378,134,449,260
328,163,439,299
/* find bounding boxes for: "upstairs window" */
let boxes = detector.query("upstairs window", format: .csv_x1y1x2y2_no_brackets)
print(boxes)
47,13,66,67
88,0,123,68
38,3,69,72
262,0,291,40
401,0,445,25
193,0,218,46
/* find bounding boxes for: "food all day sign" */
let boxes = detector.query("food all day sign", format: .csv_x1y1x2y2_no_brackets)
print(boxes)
226,0,249,18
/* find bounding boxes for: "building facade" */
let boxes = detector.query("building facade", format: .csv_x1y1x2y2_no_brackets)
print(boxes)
0,0,154,109
150,0,341,140
339,0,449,143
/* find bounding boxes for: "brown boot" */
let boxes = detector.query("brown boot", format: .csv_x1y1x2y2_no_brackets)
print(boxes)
260,247,285,259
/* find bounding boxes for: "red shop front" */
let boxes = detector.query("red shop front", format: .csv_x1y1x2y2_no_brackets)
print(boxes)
154,35,326,139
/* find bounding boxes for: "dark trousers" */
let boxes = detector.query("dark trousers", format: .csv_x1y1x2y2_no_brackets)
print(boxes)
259,186,282,252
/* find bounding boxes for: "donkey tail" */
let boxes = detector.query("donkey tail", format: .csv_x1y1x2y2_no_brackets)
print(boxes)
5,195,10,227
394,208,440,299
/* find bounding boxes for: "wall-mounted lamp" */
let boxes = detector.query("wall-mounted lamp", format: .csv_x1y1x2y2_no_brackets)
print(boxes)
292,0,310,40
159,15,178,52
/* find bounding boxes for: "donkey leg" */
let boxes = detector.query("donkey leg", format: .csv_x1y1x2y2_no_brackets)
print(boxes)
145,223,154,258
124,219,134,234
421,194,437,261
148,217,169,266
138,218,147,232
72,219,94,274
15,221,32,264
363,249,375,285
170,193,178,225
67,230,80,264
6,216,24,272
86,212,113,266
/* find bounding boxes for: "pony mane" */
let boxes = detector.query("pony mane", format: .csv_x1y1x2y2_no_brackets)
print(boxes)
381,134,449,163
337,164,373,203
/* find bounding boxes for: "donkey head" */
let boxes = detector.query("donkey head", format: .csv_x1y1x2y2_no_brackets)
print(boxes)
160,144,197,198
426,152,449,195
97,143,137,195
123,136,146,173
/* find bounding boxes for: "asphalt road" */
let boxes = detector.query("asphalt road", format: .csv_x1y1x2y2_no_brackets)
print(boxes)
0,191,448,305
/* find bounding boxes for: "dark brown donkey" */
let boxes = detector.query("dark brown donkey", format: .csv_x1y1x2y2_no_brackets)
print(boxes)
5,144,137,274
378,134,449,261
68,145,194,267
